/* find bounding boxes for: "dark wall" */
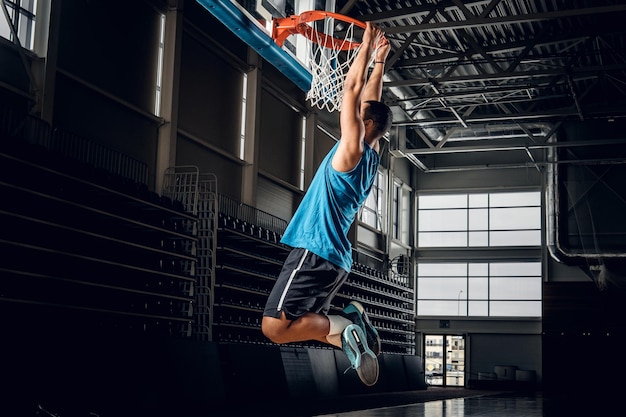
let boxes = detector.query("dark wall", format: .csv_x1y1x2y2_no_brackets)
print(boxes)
258,88,302,187
0,41,30,90
543,281,626,396
56,0,161,110
177,31,243,155
553,119,626,261
52,0,163,187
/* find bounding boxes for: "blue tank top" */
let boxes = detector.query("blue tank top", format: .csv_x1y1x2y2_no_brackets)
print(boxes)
281,141,380,271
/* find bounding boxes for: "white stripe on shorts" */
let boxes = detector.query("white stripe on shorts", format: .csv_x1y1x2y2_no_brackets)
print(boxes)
276,249,309,312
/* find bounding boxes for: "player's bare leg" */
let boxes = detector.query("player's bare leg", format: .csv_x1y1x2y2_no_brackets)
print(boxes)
262,309,379,386
262,311,331,344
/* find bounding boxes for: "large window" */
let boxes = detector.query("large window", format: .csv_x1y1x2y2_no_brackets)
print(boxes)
417,262,542,317
359,171,384,231
416,191,542,318
418,191,541,247
1,0,37,50
392,180,411,245
155,13,165,116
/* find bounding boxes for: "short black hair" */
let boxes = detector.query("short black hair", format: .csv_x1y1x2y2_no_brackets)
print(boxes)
363,100,393,136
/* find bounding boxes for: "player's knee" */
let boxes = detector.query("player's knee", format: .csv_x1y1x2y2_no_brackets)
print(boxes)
261,316,289,344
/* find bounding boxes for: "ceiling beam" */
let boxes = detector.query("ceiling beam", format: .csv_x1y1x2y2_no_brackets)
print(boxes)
400,138,626,155
384,64,626,88
382,5,626,35
394,35,591,67
360,0,492,22
393,106,626,126
416,158,626,173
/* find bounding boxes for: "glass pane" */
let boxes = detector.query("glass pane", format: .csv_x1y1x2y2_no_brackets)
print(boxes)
468,301,488,316
468,193,488,208
490,207,541,229
418,300,459,316
360,208,377,229
468,277,488,298
490,191,540,207
490,301,542,317
490,230,541,246
401,191,411,244
491,262,541,276
392,184,399,238
418,231,467,247
0,7,12,40
23,0,38,12
419,194,467,209
456,299,467,316
469,208,488,230
364,190,377,209
18,12,34,49
468,263,488,276
419,209,467,231
418,278,466,298
468,231,488,246
424,335,444,386
418,263,467,276
490,277,542,299
446,336,465,387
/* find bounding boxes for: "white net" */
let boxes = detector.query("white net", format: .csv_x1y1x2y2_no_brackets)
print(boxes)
305,18,363,112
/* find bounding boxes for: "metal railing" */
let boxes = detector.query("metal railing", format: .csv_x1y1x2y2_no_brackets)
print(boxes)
219,194,288,235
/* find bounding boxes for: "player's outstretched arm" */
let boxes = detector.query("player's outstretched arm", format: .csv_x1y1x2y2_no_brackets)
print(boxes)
333,23,384,172
362,38,391,103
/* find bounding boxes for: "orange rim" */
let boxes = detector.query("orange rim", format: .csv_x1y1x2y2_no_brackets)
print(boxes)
272,10,366,50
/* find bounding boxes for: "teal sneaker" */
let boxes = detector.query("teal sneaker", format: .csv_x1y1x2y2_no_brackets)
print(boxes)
342,301,381,356
341,323,379,386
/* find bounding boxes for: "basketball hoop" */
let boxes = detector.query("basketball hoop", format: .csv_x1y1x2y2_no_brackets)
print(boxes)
272,11,369,112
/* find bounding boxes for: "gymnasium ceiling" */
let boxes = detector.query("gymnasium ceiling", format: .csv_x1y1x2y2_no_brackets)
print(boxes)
334,0,626,171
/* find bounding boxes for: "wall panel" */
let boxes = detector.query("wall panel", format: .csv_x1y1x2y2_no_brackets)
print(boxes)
178,33,241,156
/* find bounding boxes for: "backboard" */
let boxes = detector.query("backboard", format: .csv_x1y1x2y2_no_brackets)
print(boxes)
196,0,339,92
198,0,365,112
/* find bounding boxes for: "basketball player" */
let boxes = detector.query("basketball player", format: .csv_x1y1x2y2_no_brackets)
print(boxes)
261,22,393,386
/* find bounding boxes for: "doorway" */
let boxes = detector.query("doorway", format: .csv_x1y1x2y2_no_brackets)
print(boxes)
424,334,465,386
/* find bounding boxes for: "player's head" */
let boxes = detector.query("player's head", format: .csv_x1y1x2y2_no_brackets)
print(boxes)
362,100,393,138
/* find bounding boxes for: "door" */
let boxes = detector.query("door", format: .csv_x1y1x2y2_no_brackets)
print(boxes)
424,334,465,386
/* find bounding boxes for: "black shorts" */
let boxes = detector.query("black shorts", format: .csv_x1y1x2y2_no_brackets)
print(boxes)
263,248,349,320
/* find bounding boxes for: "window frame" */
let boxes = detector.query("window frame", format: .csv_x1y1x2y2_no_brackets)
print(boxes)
391,179,412,246
1,0,38,50
358,169,385,232
417,191,542,248
415,190,543,318
416,261,543,318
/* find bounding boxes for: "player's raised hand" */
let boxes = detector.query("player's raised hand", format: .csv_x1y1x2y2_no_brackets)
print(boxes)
363,22,384,48
376,36,391,62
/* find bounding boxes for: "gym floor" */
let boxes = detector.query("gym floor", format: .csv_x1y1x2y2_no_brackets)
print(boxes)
217,388,609,417
314,392,545,417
